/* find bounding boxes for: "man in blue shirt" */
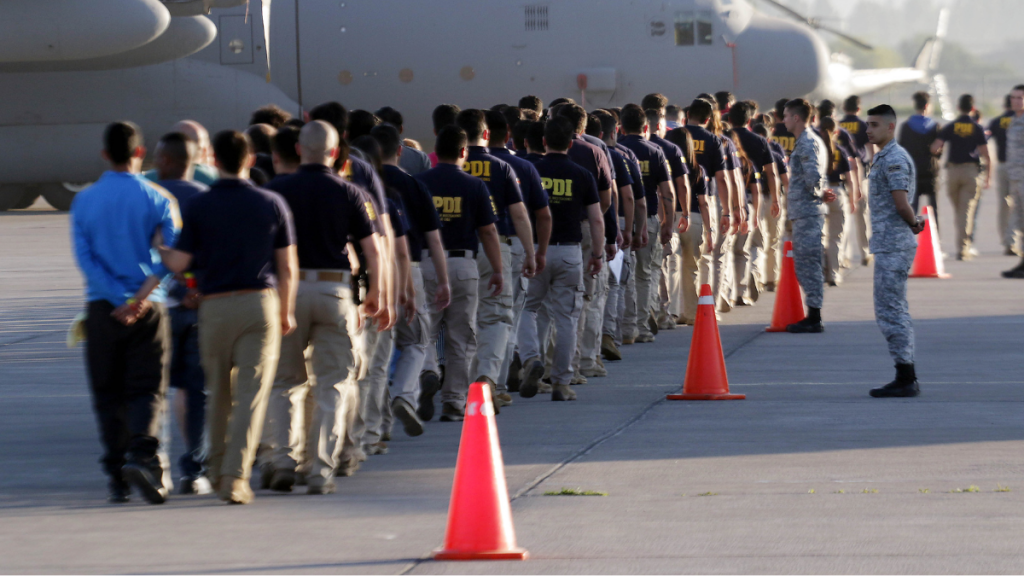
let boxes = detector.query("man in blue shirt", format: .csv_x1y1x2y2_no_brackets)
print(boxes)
71,121,182,505
153,131,210,495
988,95,1020,255
897,92,942,236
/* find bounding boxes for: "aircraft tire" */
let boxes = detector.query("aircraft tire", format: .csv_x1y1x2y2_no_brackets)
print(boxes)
13,191,41,210
0,185,28,211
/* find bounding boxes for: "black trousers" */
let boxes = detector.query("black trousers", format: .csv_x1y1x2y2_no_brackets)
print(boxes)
911,175,939,231
85,300,171,477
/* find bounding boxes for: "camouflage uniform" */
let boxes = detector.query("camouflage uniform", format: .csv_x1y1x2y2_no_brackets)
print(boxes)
1006,113,1024,235
869,139,917,364
787,129,829,309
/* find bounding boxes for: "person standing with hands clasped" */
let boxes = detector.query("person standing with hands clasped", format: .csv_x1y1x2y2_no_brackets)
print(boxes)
864,105,925,398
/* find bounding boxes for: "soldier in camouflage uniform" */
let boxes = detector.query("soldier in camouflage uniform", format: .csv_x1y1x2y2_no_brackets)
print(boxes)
782,99,835,333
1002,85,1024,279
864,104,926,398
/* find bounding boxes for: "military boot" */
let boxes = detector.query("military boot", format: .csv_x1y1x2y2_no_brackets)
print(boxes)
870,363,920,398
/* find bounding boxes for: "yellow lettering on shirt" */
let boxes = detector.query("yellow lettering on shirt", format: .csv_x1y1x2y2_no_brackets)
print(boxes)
638,160,650,176
364,201,377,221
542,177,573,200
1001,117,1013,130
772,136,795,152
693,140,706,153
433,196,463,222
463,160,492,181
840,122,859,134
954,123,974,138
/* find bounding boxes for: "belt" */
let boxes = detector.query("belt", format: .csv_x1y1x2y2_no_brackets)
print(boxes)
446,250,474,258
299,269,352,282
202,288,267,301
551,241,580,246
498,235,513,246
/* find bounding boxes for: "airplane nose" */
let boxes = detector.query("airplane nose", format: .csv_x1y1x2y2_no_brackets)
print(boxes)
734,14,830,99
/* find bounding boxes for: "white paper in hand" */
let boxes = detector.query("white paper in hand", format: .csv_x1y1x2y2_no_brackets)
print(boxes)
609,250,624,282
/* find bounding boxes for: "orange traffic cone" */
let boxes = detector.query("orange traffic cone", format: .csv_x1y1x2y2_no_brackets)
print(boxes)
433,382,528,561
766,240,806,332
667,284,745,401
910,205,950,279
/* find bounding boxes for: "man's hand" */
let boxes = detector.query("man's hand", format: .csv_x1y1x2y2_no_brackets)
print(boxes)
605,243,617,261
640,224,649,247
703,229,713,253
434,282,452,311
379,304,396,332
739,218,749,235
535,252,547,275
587,253,603,276
720,213,731,234
182,289,202,310
281,310,297,336
621,230,632,250
487,272,503,297
911,216,926,235
822,188,837,203
660,221,673,245
732,211,743,234
616,230,624,250
360,291,381,329
678,214,690,234
402,290,417,324
771,199,781,218
521,254,537,279
111,299,151,326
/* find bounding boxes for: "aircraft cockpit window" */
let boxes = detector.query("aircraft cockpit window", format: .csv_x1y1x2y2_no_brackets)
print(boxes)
697,11,714,44
674,12,695,46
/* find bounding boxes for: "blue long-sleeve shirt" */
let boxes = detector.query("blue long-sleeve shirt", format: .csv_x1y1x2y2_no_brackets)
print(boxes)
71,171,182,306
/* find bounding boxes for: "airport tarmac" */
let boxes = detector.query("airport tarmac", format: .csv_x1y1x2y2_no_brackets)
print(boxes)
1,195,1022,574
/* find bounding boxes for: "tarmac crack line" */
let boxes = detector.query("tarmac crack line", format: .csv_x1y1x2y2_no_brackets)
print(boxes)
397,326,767,575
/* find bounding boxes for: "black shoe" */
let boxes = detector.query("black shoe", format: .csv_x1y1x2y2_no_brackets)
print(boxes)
870,363,920,398
786,318,824,333
259,462,274,490
518,358,544,399
122,461,167,504
108,478,130,504
439,403,465,422
392,397,424,437
1001,260,1024,278
506,353,522,393
270,468,296,492
417,371,441,421
648,314,659,335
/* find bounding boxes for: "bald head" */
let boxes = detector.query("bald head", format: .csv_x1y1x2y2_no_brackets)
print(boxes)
170,120,211,163
299,120,340,165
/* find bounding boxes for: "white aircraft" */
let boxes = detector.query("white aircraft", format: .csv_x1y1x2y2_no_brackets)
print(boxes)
0,0,945,211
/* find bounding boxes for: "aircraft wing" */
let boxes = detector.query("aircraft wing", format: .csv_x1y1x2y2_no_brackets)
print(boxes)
846,68,926,95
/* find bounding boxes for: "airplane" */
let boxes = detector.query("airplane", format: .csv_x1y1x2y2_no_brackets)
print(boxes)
0,0,946,212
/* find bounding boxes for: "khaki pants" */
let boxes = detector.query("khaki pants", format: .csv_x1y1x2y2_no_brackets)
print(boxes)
659,212,683,323
1011,179,1024,252
361,326,394,445
707,197,733,311
577,221,607,371
946,163,983,256
757,191,785,286
678,212,705,321
603,219,631,343
341,316,380,464
824,184,849,283
471,242,513,384
730,202,755,305
621,251,639,340
198,290,280,485
497,239,528,391
423,255,479,410
393,265,430,408
519,244,584,385
996,163,1022,250
633,214,661,337
268,279,360,481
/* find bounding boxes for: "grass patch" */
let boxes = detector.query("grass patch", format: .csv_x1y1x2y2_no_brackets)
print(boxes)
834,489,845,494
919,488,930,494
697,491,718,497
950,485,981,493
544,487,607,496
995,485,1011,492
807,489,815,494
862,488,879,494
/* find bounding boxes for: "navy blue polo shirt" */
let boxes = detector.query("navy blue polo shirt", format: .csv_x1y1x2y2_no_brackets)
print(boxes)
382,164,441,262
464,146,524,237
157,179,207,209
989,110,1015,163
614,143,647,201
689,164,709,212
582,133,617,182
415,163,498,252
533,153,600,244
617,134,670,217
341,155,387,234
684,125,728,178
489,147,549,213
827,142,853,184
651,134,689,182
733,127,775,175
175,178,295,295
266,164,375,271
723,137,739,172
568,134,613,193
525,152,544,164
769,140,789,177
939,115,988,164
839,114,870,163
388,196,408,238
771,123,797,157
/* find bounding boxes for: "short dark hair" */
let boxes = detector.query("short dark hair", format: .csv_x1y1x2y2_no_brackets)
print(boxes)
432,104,461,132
371,123,402,160
309,101,349,134
521,109,540,122
456,109,487,142
641,93,669,112
666,104,682,120
246,123,276,155
544,116,575,151
867,104,898,124
727,101,752,127
484,109,509,145
585,114,602,137
156,132,195,167
249,104,291,128
103,121,143,164
645,108,662,128
1005,94,1013,109
283,118,305,129
519,95,543,115
511,120,532,151
774,98,790,118
843,95,861,113
688,98,714,124
620,104,647,134
272,126,301,165
435,125,468,162
502,106,523,132
351,135,382,171
594,110,618,141
374,106,404,130
526,120,546,152
752,123,769,138
784,98,813,122
548,97,576,108
1014,84,1024,94
911,91,930,112
957,93,975,114
714,91,735,112
347,110,380,141
818,99,836,118
558,104,588,135
212,130,251,174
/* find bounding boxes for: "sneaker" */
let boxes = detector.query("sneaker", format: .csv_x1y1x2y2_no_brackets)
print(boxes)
270,468,295,492
786,318,824,333
179,475,213,495
108,478,130,504
1001,261,1024,278
364,441,389,455
571,373,588,385
506,353,522,392
657,318,676,331
381,432,391,442
495,392,514,407
636,333,655,343
439,403,465,422
218,476,253,505
122,461,167,505
552,384,577,401
417,371,441,422
392,397,425,437
601,334,622,361
478,376,500,415
537,381,553,394
334,458,361,477
307,480,337,495
518,358,545,398
580,365,607,378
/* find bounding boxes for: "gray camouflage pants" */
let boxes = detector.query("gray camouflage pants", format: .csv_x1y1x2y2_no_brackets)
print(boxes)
791,215,825,309
873,248,915,365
